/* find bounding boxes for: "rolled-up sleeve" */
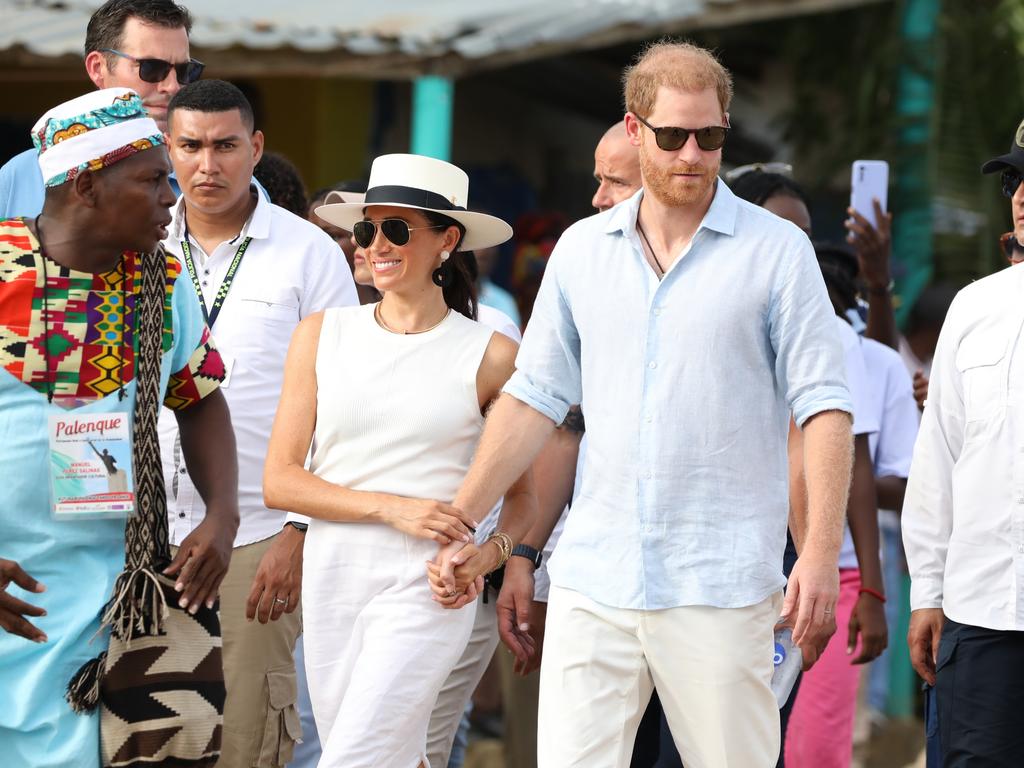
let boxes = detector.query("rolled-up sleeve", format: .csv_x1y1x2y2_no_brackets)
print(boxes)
502,240,582,424
902,296,965,610
769,235,853,426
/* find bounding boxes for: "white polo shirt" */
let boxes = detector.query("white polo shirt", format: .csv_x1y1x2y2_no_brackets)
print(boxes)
159,190,359,547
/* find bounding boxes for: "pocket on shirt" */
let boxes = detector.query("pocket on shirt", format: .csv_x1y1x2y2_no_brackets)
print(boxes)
955,337,1007,424
238,294,299,322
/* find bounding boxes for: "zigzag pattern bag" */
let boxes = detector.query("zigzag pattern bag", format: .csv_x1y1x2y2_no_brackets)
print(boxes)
66,247,226,767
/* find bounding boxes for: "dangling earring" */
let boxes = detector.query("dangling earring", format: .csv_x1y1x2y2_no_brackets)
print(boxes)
433,250,452,287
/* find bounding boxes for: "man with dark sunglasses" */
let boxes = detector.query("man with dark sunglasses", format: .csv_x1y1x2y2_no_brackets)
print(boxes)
904,115,1024,766
437,41,852,767
0,0,195,219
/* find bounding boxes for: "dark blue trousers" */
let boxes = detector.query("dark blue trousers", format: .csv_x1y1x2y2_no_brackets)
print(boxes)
935,618,1024,767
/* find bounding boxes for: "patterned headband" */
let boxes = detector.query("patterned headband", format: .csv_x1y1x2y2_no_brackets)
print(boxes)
32,87,165,187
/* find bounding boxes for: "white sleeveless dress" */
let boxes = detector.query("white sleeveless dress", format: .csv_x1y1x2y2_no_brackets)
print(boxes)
302,304,494,768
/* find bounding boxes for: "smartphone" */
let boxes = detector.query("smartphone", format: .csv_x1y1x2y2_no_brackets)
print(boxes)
850,160,889,229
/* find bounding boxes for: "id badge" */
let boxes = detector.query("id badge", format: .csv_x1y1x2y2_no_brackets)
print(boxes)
48,407,135,520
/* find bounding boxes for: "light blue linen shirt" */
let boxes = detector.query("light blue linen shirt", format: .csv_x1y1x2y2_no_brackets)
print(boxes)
504,181,852,610
0,148,46,219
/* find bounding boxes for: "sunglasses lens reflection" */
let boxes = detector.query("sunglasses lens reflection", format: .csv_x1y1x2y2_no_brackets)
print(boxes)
353,221,375,248
137,59,173,83
656,128,689,151
1002,170,1023,198
696,126,728,151
184,60,205,84
380,219,412,246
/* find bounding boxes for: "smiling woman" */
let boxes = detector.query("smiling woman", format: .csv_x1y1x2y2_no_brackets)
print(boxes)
263,154,529,768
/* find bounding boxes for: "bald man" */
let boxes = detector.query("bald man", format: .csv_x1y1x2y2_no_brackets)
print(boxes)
592,121,643,211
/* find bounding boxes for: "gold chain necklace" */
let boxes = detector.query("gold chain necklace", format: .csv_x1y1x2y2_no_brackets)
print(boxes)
374,302,451,335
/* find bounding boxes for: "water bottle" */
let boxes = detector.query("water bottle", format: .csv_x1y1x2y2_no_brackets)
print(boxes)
771,625,802,707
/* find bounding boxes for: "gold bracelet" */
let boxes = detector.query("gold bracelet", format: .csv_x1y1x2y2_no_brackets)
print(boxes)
486,531,513,570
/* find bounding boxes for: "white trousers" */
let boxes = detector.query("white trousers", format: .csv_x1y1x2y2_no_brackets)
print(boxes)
538,586,781,768
302,520,476,768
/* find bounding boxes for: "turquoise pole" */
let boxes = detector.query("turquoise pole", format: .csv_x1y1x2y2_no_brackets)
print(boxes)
887,0,941,721
411,76,454,161
891,0,941,328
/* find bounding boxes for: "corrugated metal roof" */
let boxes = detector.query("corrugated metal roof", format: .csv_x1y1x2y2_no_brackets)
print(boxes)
1,0,887,77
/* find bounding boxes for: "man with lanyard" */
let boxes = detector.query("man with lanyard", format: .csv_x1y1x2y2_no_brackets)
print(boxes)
0,87,237,768
0,0,202,218
158,79,357,767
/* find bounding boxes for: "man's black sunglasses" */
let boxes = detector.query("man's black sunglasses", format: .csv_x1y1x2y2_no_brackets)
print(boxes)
100,49,204,85
1001,168,1023,199
634,114,729,152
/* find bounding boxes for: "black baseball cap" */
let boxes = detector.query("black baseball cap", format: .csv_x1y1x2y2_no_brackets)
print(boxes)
982,117,1024,174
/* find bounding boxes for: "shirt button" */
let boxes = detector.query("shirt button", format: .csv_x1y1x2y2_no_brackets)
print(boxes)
648,361,657,369
179,467,187,475
201,280,209,287
204,269,210,275
178,512,186,519
653,308,662,317
645,415,653,423
644,471,653,479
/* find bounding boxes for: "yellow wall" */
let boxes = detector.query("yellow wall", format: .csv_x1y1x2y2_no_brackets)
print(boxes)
254,77,374,193
0,76,374,195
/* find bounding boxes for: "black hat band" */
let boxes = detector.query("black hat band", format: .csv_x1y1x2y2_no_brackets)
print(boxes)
364,185,467,212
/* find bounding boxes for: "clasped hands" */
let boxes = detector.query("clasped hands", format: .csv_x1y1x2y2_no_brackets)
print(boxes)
424,523,541,672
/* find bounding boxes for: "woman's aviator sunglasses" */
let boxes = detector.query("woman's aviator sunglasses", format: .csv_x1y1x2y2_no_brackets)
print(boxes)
100,48,204,85
353,218,446,249
634,114,730,152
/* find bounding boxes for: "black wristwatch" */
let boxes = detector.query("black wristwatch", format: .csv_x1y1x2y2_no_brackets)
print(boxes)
285,521,308,533
510,543,543,569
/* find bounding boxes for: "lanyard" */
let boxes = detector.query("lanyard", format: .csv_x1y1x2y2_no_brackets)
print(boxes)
180,235,251,328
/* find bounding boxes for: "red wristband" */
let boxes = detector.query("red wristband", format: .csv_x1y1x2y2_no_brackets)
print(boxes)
859,586,886,603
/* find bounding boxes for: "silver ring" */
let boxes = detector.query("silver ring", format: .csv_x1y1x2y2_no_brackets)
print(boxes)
274,597,287,605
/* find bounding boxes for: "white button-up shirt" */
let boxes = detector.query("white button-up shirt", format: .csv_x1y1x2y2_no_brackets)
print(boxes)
505,182,852,610
159,191,358,546
903,264,1024,629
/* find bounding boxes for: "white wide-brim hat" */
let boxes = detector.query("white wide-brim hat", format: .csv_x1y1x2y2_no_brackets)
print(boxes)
315,154,513,252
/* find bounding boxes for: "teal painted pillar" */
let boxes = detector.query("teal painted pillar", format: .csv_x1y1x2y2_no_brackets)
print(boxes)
888,0,941,719
411,76,454,161
891,0,941,328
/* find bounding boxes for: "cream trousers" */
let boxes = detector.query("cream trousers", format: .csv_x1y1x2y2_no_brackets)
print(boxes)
538,585,782,768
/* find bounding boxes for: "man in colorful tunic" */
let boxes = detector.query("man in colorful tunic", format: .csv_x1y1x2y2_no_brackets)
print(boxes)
0,87,238,768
